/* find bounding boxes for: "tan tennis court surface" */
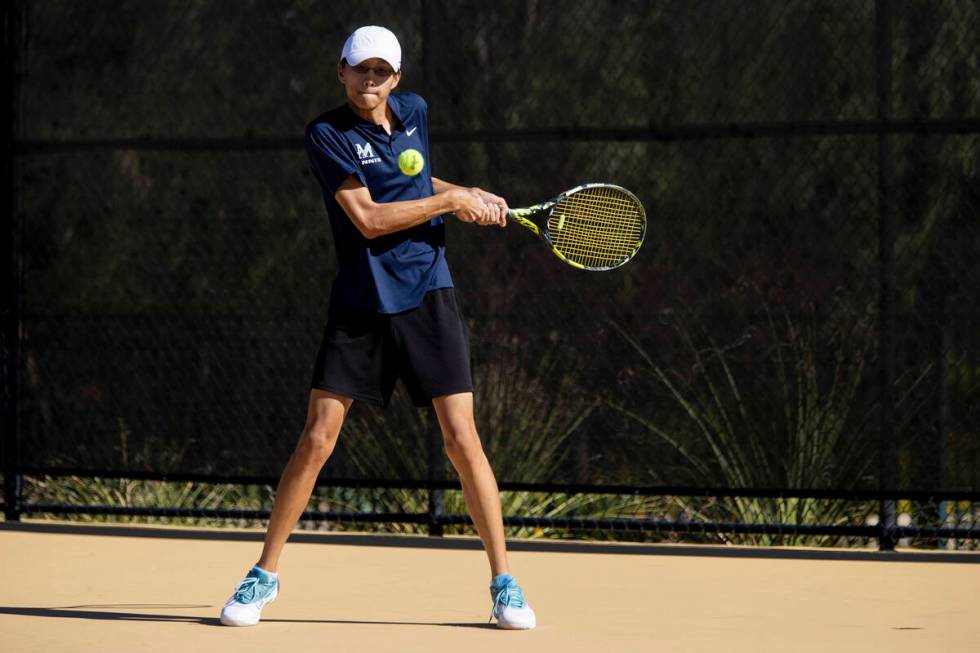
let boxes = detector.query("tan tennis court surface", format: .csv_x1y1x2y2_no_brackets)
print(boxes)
2,520,978,652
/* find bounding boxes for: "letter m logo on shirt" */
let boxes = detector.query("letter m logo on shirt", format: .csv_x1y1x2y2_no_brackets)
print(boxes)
355,143,376,160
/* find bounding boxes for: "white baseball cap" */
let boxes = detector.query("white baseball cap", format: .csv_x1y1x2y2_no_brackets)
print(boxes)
341,26,402,72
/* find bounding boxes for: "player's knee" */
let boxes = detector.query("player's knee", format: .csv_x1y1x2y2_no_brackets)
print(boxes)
297,421,339,463
442,426,484,466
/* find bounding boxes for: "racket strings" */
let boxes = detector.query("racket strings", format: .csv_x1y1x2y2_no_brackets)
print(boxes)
548,187,644,269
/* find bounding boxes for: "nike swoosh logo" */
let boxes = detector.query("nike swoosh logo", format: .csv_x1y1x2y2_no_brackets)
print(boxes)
406,127,417,136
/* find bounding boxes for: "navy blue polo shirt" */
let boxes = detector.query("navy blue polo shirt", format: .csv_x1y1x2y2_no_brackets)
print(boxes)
305,92,453,314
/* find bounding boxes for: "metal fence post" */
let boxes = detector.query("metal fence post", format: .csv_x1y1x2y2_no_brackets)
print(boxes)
426,408,444,536
427,483,445,537
875,0,898,551
2,0,24,522
937,288,952,549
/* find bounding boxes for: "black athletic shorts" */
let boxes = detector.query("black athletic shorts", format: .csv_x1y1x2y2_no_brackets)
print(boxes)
311,288,474,407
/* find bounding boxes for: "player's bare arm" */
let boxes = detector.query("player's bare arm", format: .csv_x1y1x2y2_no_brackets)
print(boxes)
335,176,485,238
336,176,499,238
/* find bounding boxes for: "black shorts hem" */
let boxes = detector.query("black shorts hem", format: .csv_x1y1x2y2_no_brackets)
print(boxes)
411,385,475,407
310,382,387,407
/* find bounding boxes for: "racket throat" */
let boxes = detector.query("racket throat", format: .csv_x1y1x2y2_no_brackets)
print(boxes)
507,209,547,236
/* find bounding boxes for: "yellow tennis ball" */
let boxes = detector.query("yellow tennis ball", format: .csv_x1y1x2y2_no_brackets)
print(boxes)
398,148,424,176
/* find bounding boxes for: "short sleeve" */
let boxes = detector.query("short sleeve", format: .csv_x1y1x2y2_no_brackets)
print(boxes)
305,122,364,196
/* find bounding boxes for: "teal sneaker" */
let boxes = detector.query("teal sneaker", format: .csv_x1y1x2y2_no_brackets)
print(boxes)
489,573,536,629
219,565,279,626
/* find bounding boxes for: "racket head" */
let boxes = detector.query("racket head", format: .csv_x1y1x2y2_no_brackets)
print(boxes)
542,183,646,271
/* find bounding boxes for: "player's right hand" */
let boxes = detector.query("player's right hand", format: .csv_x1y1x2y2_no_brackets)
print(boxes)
469,187,508,227
452,189,491,224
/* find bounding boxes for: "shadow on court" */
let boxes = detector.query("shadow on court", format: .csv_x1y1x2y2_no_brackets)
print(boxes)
0,605,493,629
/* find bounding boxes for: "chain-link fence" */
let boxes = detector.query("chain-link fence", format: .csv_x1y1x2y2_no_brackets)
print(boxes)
3,1,979,547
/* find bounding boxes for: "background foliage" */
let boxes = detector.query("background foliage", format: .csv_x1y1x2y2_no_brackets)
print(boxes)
7,1,979,508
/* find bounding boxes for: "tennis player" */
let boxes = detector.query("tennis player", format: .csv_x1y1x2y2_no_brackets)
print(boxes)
219,25,536,630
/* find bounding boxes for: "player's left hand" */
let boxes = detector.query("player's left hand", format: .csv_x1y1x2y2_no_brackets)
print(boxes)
469,188,508,227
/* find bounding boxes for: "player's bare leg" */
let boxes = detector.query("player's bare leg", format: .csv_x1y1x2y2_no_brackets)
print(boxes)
256,389,352,572
221,389,351,626
432,392,509,576
433,391,536,628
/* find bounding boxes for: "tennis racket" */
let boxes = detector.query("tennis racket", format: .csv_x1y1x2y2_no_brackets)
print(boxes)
507,183,646,271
